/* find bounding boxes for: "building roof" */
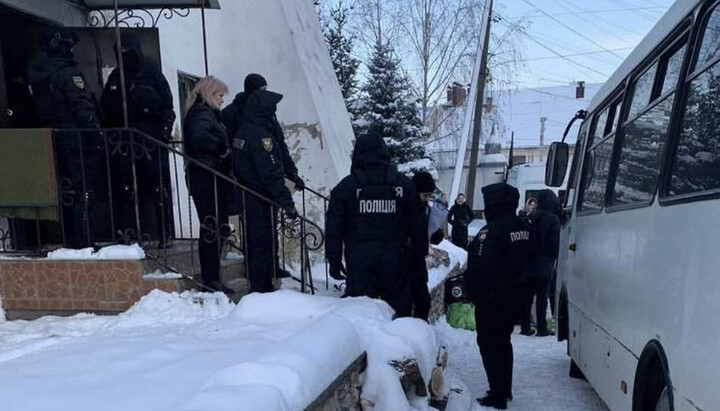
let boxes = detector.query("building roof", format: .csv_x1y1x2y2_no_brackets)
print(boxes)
81,0,220,9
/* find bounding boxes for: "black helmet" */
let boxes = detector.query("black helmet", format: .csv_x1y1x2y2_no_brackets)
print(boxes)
39,28,79,53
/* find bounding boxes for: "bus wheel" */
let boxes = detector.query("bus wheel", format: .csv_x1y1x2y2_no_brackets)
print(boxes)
655,387,671,411
569,359,586,380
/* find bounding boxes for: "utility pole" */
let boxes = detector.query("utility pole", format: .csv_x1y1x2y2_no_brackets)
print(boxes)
464,0,494,209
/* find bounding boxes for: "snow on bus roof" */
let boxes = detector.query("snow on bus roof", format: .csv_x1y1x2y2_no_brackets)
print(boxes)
588,0,702,114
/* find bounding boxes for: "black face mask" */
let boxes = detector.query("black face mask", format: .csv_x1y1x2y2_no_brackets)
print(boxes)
121,51,141,72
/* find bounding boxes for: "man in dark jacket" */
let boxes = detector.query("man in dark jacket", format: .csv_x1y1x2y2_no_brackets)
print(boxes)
222,73,304,189
325,135,427,317
465,183,531,409
520,189,560,337
101,34,176,246
448,193,474,249
233,89,297,293
27,28,101,248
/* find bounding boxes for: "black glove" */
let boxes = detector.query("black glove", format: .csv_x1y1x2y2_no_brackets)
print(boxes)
284,206,299,220
329,260,347,280
291,175,305,190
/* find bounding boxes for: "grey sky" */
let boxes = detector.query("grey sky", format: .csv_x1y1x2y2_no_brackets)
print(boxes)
497,0,677,88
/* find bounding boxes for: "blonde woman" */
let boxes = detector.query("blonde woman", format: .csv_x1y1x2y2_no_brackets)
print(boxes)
184,76,233,294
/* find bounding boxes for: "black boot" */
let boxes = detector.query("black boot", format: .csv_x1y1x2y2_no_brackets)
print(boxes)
205,280,235,295
520,328,536,336
477,394,507,409
486,390,513,401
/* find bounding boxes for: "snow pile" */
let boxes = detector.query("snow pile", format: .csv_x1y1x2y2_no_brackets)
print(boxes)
0,290,452,411
427,240,468,289
142,270,184,280
0,297,5,322
46,244,146,260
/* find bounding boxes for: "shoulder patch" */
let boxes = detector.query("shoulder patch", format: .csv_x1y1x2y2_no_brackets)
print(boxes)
262,137,273,152
72,76,85,90
478,227,489,242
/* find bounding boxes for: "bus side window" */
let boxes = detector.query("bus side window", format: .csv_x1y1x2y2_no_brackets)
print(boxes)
579,94,623,213
668,7,720,196
564,122,589,209
613,37,688,206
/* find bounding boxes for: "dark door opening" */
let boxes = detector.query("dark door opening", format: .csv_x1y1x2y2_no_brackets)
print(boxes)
0,6,167,250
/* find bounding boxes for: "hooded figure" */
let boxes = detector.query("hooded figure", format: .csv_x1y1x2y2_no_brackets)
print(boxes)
101,34,175,139
222,74,303,190
465,183,531,409
100,33,176,246
28,28,99,131
27,28,100,249
325,135,427,317
233,89,297,293
519,189,561,337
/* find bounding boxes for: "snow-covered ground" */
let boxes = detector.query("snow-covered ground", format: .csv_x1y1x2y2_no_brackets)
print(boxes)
434,319,608,411
0,290,458,411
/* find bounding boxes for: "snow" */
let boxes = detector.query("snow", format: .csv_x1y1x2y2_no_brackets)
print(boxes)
0,289,455,411
45,244,145,260
142,270,184,280
428,240,468,290
434,319,608,410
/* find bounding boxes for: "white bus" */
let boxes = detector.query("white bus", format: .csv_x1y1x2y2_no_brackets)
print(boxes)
545,1,720,410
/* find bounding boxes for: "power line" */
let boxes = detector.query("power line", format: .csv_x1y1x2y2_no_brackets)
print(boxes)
510,5,667,19
554,0,645,39
494,47,633,66
518,0,626,59
496,18,611,78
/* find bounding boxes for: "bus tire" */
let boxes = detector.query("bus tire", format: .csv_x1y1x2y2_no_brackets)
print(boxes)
633,341,674,411
569,359,586,380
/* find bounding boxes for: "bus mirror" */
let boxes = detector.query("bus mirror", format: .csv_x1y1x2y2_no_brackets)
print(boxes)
545,142,569,187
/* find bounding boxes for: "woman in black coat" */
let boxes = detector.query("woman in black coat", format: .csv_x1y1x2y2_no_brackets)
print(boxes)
183,76,233,293
448,193,475,249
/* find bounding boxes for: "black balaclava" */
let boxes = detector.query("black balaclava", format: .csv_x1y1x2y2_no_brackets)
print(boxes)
40,28,78,59
118,33,143,72
244,73,267,93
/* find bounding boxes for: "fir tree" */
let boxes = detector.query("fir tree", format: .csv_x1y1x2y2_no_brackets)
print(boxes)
324,1,360,109
355,41,433,176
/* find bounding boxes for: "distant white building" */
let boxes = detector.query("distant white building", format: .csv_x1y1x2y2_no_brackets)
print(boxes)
427,83,598,201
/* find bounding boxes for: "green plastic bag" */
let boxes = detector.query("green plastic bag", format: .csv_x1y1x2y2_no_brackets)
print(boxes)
447,303,476,330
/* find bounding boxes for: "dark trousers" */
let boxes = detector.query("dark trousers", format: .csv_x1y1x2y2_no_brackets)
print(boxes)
521,278,550,333
407,253,431,321
475,287,526,399
188,166,229,284
346,248,412,318
56,146,98,248
111,149,173,243
451,223,469,249
244,194,277,293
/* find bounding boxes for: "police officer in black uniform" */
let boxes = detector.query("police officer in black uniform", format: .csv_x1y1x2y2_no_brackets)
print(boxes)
233,88,297,293
325,135,427,317
222,74,302,278
408,171,435,321
222,74,304,190
465,183,531,409
27,28,101,248
101,34,176,245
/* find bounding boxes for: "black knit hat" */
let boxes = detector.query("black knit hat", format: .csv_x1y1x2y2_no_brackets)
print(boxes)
244,73,267,93
412,171,436,193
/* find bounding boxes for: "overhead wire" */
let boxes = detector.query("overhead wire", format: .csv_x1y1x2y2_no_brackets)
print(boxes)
517,0,626,59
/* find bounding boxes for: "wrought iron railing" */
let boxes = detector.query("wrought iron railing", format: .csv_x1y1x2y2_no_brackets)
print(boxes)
0,127,329,293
